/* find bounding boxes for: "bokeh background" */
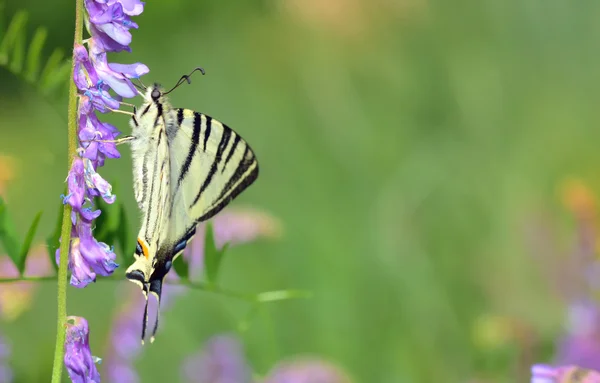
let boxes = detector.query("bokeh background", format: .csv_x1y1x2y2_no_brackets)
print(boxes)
3,0,600,382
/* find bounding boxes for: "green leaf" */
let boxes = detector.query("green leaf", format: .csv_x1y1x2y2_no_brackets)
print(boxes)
39,55,70,94
0,6,71,98
16,211,42,274
117,203,130,252
0,10,27,72
46,201,64,272
0,3,5,36
173,251,189,280
38,48,65,92
203,223,218,283
0,197,21,269
94,198,119,243
24,26,46,82
204,223,228,284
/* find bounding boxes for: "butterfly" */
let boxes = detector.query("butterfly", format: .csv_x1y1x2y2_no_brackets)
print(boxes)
114,68,259,343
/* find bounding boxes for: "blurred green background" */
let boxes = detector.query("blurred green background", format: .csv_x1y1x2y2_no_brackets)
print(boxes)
3,0,600,381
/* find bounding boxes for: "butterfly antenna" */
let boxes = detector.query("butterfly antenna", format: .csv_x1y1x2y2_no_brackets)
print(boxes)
141,285,150,345
164,66,206,95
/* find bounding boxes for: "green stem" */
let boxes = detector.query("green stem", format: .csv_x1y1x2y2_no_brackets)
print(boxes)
0,275,312,304
50,0,83,381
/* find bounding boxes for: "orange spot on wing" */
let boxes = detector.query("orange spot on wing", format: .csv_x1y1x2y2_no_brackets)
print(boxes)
138,238,150,260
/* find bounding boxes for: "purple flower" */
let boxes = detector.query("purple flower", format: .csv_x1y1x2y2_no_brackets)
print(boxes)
181,335,353,383
74,44,99,90
64,316,101,383
103,283,184,382
531,364,600,383
104,0,144,16
182,208,281,280
65,159,86,210
182,335,252,383
265,359,352,383
88,46,148,98
61,0,147,288
0,246,54,320
57,208,118,288
0,333,12,382
553,301,600,371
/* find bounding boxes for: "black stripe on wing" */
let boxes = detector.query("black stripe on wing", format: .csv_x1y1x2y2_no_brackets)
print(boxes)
202,116,212,152
153,102,163,127
177,108,184,126
223,133,240,172
197,145,259,222
191,123,232,207
176,111,202,189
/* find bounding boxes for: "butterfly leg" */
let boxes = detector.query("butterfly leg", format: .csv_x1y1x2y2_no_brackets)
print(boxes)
107,107,135,117
96,135,136,145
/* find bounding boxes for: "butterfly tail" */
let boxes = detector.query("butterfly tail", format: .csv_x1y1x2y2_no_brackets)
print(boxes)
149,277,164,343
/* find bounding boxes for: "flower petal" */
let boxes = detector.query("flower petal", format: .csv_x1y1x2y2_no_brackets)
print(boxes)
108,62,149,78
114,0,144,16
65,159,86,210
64,316,102,383
83,158,116,203
66,238,97,288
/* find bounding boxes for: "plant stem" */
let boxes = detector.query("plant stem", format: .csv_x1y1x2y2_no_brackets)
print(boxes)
50,0,83,381
0,275,312,304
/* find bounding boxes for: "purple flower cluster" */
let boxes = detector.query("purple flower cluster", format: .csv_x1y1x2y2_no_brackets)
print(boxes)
531,364,600,382
0,333,12,383
59,0,148,288
64,316,101,383
182,334,352,383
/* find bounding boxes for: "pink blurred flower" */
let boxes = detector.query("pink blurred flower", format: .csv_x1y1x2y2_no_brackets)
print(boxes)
181,207,282,281
532,364,600,383
265,358,352,383
0,245,54,320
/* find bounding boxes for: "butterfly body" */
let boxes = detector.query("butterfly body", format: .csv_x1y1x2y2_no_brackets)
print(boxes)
124,83,259,342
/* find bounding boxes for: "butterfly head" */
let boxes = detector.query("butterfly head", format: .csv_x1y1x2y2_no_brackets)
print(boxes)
144,84,165,104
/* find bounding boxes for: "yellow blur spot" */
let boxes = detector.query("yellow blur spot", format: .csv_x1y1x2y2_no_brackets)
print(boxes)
0,155,16,197
471,314,514,351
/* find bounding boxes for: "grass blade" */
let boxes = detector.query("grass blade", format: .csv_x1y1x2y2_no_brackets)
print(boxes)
0,197,21,268
17,211,42,274
24,26,47,82
46,201,64,272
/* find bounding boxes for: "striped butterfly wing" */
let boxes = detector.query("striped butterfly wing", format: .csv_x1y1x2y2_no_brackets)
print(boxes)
163,108,259,259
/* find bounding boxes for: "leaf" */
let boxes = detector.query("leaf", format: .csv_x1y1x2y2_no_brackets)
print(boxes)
46,201,64,272
24,26,46,82
0,197,21,268
38,48,66,92
0,10,27,71
116,203,130,259
0,6,70,97
16,211,42,274
39,55,69,94
204,223,229,284
94,198,118,243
